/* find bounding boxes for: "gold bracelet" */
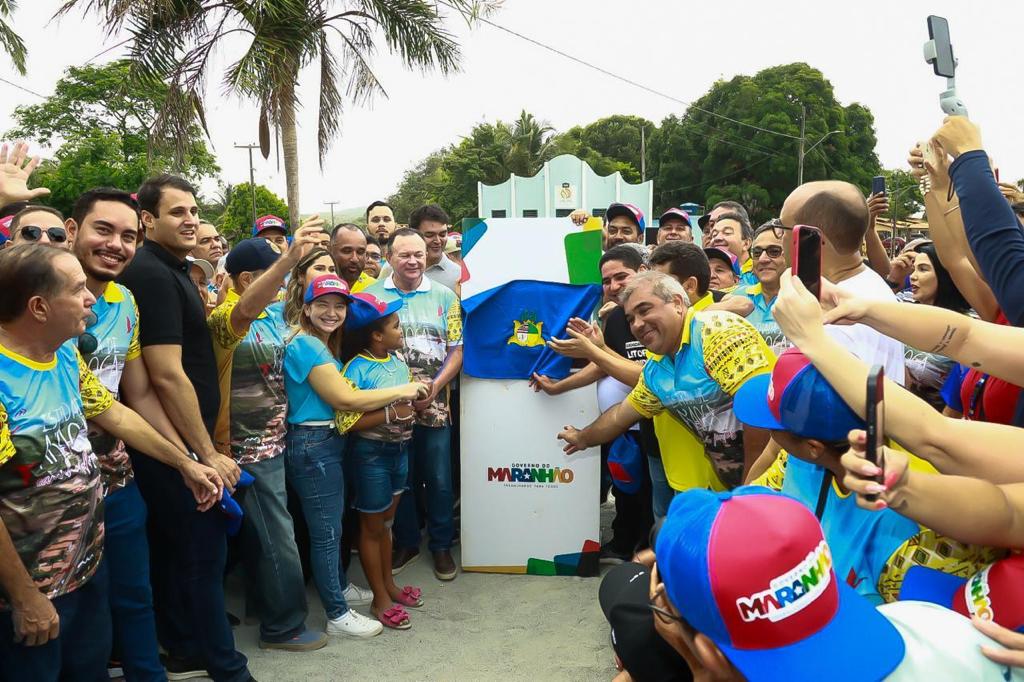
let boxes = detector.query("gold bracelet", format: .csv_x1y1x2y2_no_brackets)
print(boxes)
944,204,960,215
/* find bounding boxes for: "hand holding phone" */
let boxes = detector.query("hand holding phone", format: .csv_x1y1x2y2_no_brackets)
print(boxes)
871,175,886,197
792,225,823,300
865,366,886,502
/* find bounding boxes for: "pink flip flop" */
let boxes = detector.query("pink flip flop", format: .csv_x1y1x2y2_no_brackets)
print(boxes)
375,605,411,630
394,585,423,608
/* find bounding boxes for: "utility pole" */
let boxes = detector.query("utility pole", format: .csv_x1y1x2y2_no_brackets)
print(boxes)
234,143,260,229
325,201,340,226
640,126,646,182
797,105,806,185
796,104,841,186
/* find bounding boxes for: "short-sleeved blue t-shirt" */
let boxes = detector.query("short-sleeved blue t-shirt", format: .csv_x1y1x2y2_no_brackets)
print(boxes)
284,333,340,424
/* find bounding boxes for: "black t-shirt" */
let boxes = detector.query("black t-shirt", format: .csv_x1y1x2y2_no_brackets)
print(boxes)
711,289,727,302
118,240,220,434
603,306,661,459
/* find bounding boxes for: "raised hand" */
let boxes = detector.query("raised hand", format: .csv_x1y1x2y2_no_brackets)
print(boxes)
931,116,983,160
289,215,326,261
839,429,909,512
0,142,51,205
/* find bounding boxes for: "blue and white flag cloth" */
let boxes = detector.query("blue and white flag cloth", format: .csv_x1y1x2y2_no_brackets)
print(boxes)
462,280,602,380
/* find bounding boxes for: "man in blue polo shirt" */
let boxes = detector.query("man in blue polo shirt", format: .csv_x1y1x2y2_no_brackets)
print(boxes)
366,228,463,581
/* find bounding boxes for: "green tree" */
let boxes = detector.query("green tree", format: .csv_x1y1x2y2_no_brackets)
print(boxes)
218,182,289,245
0,0,25,75
7,62,219,215
879,169,923,221
551,115,655,183
647,63,881,224
63,0,497,230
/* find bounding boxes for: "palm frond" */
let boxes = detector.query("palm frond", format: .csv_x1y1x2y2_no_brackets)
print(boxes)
0,0,26,75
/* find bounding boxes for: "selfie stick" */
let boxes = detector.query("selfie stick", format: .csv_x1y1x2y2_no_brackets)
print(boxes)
922,41,968,117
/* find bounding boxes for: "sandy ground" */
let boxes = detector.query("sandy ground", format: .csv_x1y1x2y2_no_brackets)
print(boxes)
220,507,619,682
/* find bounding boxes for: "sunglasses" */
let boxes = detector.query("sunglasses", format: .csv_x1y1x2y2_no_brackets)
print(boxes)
78,311,98,355
21,225,68,243
752,245,784,259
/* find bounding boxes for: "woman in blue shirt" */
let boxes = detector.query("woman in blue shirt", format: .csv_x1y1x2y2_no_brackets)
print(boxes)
283,274,426,639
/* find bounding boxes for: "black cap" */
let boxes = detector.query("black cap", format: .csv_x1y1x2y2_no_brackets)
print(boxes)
697,213,712,229
598,562,692,682
225,237,282,276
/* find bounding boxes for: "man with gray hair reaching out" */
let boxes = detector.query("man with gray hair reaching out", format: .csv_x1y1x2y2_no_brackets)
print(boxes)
558,272,775,489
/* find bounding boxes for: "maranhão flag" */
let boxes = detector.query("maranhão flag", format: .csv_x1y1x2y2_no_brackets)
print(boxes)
462,280,602,380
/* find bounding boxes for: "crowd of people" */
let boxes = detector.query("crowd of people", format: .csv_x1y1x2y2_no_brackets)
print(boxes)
2,112,1024,682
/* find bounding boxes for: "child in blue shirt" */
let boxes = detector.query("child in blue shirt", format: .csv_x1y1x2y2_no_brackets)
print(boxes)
339,293,423,631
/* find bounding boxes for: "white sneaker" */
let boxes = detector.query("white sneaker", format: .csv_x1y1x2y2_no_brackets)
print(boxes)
327,609,383,638
342,582,373,606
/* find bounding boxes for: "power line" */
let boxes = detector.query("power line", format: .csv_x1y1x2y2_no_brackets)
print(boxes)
449,3,800,141
85,37,132,65
0,76,46,99
661,155,775,195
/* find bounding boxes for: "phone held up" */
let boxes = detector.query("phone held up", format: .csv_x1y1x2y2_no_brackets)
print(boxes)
871,175,886,197
865,366,886,502
792,225,823,300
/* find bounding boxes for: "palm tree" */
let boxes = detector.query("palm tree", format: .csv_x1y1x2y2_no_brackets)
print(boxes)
0,0,26,75
58,0,497,228
497,110,554,177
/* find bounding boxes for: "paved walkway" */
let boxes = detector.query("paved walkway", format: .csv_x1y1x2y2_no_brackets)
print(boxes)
226,544,616,681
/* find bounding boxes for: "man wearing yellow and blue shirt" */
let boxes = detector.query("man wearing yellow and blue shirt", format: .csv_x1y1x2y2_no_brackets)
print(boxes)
0,244,221,681
558,271,775,491
330,223,376,294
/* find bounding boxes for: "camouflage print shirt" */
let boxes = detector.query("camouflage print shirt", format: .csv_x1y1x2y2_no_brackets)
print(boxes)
81,282,141,496
0,341,114,605
364,275,463,428
209,291,289,464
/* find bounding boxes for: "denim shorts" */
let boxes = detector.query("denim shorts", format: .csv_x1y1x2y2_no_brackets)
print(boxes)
348,436,409,513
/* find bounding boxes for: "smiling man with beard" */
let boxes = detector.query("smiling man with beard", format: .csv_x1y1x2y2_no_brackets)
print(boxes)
117,175,251,682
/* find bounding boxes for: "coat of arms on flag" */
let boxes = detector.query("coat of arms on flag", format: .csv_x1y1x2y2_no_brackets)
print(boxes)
508,311,545,347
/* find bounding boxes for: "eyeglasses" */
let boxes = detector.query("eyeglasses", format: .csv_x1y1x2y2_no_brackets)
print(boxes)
770,222,794,240
21,226,68,243
366,252,382,262
752,245,784,259
78,311,98,355
646,562,686,625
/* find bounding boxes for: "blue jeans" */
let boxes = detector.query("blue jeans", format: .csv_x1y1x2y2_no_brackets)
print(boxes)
0,561,111,682
105,481,165,682
349,437,410,513
239,455,309,642
285,425,350,620
394,425,455,553
648,456,675,522
129,450,249,682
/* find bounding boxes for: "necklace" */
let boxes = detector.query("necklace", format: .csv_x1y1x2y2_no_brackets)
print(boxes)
363,350,398,375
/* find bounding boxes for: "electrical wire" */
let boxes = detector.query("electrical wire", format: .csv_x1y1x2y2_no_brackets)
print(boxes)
0,76,46,99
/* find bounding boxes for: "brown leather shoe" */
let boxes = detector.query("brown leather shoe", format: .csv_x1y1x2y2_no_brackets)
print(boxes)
391,547,420,576
432,550,457,581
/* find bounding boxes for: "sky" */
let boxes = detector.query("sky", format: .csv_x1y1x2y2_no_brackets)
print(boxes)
3,1,1022,217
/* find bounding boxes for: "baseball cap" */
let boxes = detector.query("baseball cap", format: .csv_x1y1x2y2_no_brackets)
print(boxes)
304,274,352,304
186,256,215,281
732,347,864,442
658,207,691,227
605,203,646,231
345,292,404,330
0,215,11,244
656,487,905,681
224,237,282,276
704,246,742,276
698,213,713,229
444,233,462,254
253,214,288,237
598,562,692,682
899,555,1024,634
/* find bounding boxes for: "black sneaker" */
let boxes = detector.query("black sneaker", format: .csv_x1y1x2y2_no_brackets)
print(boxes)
160,654,207,681
599,542,631,566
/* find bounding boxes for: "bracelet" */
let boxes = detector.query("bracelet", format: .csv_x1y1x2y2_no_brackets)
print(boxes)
943,204,960,215
384,405,391,425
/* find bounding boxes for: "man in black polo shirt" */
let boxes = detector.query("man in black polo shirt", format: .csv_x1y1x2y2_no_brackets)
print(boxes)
531,245,654,563
118,174,250,682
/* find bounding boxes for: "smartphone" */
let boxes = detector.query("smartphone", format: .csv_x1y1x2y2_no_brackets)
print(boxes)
927,16,956,78
871,175,886,196
865,366,886,502
792,225,822,299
